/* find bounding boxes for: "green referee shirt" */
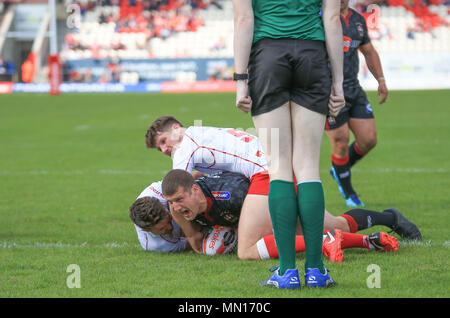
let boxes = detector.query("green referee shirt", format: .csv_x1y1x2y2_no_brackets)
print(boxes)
252,0,325,43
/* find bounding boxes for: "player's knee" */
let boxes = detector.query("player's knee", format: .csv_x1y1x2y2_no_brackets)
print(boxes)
237,245,259,260
359,134,377,152
331,137,350,157
367,134,378,150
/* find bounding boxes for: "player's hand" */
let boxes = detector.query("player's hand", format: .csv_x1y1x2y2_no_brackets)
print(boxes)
378,81,388,104
236,80,252,113
328,84,345,117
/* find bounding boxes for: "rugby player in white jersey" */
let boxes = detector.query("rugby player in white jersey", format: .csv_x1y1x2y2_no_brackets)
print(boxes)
130,171,404,262
130,181,190,253
142,116,420,257
145,115,284,259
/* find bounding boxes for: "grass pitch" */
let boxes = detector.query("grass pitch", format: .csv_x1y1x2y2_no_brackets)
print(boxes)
0,90,449,299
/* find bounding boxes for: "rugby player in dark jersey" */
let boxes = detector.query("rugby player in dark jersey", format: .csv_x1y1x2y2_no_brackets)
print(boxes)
325,0,388,207
158,169,420,262
161,170,250,231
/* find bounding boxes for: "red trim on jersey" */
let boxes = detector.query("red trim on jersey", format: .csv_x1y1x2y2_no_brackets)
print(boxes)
202,147,216,168
182,132,266,174
182,133,201,171
201,146,267,172
204,197,214,221
341,9,353,27
183,133,200,147
149,185,164,198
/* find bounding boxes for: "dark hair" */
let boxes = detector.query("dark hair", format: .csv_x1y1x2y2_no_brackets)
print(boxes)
162,169,195,197
145,115,183,148
129,197,167,229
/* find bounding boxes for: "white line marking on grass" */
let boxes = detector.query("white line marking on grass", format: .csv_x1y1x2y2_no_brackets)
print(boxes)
98,170,156,175
1,168,448,176
398,240,450,247
0,170,161,176
138,114,149,120
350,168,450,174
0,242,141,249
1,241,448,249
0,170,85,175
74,125,90,131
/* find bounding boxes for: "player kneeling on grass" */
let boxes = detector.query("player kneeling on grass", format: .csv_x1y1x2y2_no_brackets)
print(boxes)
129,170,419,261
144,115,421,248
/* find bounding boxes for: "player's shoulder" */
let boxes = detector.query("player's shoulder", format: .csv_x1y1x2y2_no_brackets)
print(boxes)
136,181,166,203
350,8,366,22
200,171,250,187
183,126,233,147
185,125,228,136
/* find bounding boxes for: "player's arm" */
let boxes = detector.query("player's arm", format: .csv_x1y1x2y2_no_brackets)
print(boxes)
134,225,188,253
232,0,253,113
170,205,204,253
191,170,205,179
359,42,388,104
322,0,345,117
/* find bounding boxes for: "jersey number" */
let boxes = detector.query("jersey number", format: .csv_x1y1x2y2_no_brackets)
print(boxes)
226,129,255,143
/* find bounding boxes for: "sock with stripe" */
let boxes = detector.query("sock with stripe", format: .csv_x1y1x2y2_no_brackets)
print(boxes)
340,208,396,232
348,141,366,167
268,180,299,275
331,153,356,198
298,181,325,274
341,232,370,249
256,235,306,259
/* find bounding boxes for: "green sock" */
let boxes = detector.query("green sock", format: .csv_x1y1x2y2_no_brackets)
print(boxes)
298,181,325,274
268,180,299,276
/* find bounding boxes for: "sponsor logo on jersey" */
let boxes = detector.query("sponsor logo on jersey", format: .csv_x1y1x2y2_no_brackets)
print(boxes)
212,191,231,200
356,22,364,37
222,212,237,223
150,186,164,197
343,36,352,52
327,115,336,125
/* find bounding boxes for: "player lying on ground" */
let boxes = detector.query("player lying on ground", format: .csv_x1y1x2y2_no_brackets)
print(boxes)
129,170,419,262
143,115,421,256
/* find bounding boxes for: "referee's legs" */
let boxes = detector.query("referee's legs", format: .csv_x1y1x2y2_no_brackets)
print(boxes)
291,103,327,274
252,103,298,276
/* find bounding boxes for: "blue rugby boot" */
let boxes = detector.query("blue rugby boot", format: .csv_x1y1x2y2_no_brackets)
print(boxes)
330,167,365,207
305,268,337,288
259,267,300,289
345,194,365,207
329,166,347,199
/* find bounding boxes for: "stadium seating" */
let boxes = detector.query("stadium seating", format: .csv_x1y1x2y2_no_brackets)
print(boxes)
60,0,449,65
